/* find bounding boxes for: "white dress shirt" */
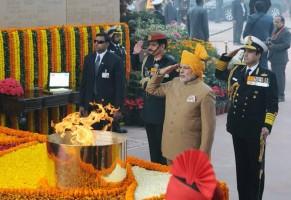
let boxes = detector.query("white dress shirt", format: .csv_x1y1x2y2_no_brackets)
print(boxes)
246,63,259,75
95,50,107,64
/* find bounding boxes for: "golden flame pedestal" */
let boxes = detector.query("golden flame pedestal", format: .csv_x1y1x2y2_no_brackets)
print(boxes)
47,131,127,188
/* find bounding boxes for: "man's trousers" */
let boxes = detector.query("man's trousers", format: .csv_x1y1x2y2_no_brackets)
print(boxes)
145,123,166,165
232,135,265,200
271,62,287,99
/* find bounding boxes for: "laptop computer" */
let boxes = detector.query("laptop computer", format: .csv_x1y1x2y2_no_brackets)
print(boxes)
47,72,72,94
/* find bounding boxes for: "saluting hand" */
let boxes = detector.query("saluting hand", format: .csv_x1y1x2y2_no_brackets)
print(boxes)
159,64,180,75
226,48,241,58
133,40,143,55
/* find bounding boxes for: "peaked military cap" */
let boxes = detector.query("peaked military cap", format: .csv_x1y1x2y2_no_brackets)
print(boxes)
242,36,268,53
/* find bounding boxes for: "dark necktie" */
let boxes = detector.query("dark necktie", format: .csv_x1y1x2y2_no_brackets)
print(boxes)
244,68,251,82
94,55,101,97
95,54,101,74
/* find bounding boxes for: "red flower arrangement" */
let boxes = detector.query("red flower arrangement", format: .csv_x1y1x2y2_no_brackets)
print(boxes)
0,78,24,97
212,85,226,97
124,97,144,110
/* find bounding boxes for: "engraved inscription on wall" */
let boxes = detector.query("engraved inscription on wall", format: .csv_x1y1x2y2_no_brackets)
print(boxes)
0,0,120,28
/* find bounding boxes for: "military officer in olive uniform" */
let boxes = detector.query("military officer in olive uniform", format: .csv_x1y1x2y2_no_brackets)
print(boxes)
140,32,178,164
215,35,278,200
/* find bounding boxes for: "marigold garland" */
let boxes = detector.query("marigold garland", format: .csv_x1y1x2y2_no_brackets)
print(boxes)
144,194,166,200
0,137,40,146
0,126,47,142
79,27,85,70
24,30,34,90
8,31,21,81
91,26,100,50
50,30,62,126
23,30,36,131
126,156,229,200
0,141,38,157
123,23,131,80
79,27,89,69
127,156,170,172
0,31,5,80
65,26,76,88
50,28,62,72
218,181,229,200
125,179,137,200
0,32,5,126
0,128,229,200
0,23,133,132
37,29,49,89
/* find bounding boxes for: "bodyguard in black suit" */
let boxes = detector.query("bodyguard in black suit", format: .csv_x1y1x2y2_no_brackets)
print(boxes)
232,0,247,44
216,36,278,200
79,33,125,122
140,32,178,164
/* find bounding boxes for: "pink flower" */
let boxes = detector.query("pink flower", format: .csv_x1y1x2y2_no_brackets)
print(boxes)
212,85,225,97
0,78,24,96
173,32,181,39
124,97,144,110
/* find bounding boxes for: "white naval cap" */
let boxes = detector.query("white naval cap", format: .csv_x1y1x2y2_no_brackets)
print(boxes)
152,0,164,5
242,35,268,53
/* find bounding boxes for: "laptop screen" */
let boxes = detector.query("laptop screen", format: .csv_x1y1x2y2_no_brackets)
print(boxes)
49,72,70,88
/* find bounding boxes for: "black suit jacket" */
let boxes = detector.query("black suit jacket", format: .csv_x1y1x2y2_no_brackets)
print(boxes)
79,51,125,111
232,0,247,22
216,54,278,138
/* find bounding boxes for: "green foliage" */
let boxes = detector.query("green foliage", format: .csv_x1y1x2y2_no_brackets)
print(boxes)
126,71,143,99
132,11,188,41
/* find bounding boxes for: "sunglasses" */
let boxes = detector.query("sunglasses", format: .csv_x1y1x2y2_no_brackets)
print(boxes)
94,40,106,44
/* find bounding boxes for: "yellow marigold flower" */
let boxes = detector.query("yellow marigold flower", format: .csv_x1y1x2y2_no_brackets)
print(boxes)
0,143,56,189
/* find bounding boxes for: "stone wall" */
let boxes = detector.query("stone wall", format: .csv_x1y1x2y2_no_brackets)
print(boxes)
0,0,120,28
